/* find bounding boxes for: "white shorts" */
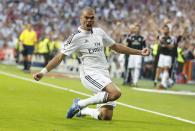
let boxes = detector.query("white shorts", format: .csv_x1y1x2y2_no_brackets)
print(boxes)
158,54,172,68
80,68,116,107
128,55,142,69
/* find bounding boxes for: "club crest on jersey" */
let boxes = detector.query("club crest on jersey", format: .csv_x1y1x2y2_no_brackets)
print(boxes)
138,37,143,42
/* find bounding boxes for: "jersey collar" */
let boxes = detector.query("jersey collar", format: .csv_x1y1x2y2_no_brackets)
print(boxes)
78,26,93,34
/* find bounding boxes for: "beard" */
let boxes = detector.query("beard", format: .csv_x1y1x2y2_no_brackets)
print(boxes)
86,23,93,29
80,21,94,31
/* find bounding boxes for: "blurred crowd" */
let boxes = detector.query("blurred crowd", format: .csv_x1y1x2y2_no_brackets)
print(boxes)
0,0,195,81
0,0,194,46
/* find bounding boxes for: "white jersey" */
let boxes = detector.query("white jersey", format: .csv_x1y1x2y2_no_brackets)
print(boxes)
61,27,115,71
62,27,117,107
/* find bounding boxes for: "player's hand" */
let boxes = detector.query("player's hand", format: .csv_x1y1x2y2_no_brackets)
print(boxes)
141,48,150,56
33,72,44,81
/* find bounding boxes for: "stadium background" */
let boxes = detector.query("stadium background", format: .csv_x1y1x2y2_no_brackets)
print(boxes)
0,0,195,130
0,0,195,82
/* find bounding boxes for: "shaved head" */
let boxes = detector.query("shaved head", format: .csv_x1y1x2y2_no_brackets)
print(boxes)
80,7,95,17
80,7,96,31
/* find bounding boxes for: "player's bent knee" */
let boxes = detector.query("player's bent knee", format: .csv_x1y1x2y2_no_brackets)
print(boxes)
114,90,121,100
104,83,121,101
109,90,121,101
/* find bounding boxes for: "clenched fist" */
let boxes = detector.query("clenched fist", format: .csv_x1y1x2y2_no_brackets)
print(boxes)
33,72,44,81
141,48,150,56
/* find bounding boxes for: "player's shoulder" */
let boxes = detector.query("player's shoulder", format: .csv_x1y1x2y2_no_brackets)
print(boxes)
32,30,37,35
68,30,82,40
73,30,82,37
21,29,28,34
92,27,105,34
139,35,144,39
139,35,145,41
64,30,83,46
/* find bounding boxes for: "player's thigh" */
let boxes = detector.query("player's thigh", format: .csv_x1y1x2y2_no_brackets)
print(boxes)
103,82,121,94
103,82,121,101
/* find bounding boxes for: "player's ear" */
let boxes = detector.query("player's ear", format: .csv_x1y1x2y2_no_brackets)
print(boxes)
80,15,82,20
80,16,83,24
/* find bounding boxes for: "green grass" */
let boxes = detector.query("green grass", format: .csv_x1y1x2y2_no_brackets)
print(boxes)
0,64,195,131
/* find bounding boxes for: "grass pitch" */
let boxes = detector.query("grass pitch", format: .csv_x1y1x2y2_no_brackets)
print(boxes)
0,64,195,131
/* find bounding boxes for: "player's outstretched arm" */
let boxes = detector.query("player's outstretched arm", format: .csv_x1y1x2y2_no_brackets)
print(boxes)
110,43,150,56
33,53,65,81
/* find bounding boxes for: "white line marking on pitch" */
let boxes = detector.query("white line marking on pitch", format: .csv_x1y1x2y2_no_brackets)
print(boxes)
133,88,195,96
0,70,195,125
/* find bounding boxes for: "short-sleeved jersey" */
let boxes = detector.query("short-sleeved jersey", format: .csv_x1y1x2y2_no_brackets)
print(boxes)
158,35,175,56
19,29,37,46
126,34,146,50
61,27,115,70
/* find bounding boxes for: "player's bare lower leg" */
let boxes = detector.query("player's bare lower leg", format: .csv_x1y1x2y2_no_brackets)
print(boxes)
98,105,113,120
154,67,162,86
77,105,113,120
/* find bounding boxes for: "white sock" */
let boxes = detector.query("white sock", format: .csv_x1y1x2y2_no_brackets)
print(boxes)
78,92,108,108
80,107,100,119
134,68,140,84
168,78,173,85
161,70,168,87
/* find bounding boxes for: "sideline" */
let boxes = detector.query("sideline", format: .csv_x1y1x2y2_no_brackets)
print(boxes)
0,70,195,125
132,88,195,96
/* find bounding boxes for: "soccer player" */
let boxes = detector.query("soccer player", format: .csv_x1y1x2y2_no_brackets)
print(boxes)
126,24,146,87
155,25,175,89
19,24,37,72
152,38,160,87
33,7,150,120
